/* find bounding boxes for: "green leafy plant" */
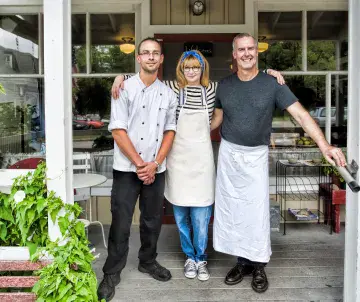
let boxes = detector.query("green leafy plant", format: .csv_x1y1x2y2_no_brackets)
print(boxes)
92,135,114,150
0,163,102,301
0,83,5,95
321,156,345,183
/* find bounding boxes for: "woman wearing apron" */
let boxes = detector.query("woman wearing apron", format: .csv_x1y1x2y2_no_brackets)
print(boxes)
111,50,284,282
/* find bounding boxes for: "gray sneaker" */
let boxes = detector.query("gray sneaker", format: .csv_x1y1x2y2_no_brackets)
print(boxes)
197,261,210,281
184,259,197,279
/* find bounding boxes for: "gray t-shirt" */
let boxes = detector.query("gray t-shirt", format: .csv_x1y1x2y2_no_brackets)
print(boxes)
215,72,298,147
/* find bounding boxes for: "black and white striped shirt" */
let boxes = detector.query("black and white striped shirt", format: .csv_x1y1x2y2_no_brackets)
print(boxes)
164,80,217,123
124,75,218,123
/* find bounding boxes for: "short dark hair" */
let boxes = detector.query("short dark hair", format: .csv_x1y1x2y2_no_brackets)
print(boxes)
138,37,163,54
232,33,257,50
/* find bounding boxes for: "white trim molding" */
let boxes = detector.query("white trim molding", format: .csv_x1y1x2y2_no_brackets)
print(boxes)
43,0,74,242
344,1,360,301
256,0,348,11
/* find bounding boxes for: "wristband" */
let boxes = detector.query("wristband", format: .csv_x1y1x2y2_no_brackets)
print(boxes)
154,160,160,171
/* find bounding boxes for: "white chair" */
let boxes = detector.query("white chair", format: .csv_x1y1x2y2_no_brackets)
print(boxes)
73,153,107,248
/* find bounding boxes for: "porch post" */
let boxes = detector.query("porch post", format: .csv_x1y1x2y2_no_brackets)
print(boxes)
43,0,74,242
344,1,360,301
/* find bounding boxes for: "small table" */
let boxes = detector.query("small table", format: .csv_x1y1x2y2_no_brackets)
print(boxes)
73,173,107,190
0,169,34,194
73,173,108,248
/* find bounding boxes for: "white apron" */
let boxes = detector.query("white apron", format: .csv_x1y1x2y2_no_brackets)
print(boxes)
213,138,271,263
164,87,215,207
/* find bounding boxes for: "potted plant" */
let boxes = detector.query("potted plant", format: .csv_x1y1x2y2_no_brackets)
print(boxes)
0,163,103,301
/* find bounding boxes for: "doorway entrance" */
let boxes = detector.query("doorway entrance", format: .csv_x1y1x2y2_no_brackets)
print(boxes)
155,33,236,223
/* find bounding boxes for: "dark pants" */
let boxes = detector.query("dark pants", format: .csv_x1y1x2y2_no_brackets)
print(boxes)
237,257,267,267
102,170,165,275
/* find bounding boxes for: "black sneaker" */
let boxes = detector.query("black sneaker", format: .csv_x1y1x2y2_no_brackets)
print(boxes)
138,260,172,281
225,263,254,285
97,273,121,301
251,266,269,293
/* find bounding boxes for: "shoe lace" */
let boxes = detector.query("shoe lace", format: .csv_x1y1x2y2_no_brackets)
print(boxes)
197,261,208,274
254,267,267,281
185,259,197,271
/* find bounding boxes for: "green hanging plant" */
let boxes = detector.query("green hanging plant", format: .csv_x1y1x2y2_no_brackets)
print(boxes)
0,163,104,301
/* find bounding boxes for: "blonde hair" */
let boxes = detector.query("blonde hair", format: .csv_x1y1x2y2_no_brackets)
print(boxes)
175,50,210,88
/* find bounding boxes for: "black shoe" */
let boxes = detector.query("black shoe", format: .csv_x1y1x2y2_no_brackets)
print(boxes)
138,260,172,281
251,266,269,293
225,263,254,285
97,273,121,301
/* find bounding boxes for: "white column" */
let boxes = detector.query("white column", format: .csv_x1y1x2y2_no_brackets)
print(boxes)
43,0,74,242
344,1,360,301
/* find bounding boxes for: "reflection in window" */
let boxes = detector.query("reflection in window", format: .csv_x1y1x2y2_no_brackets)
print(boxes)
307,11,348,71
258,12,302,71
0,15,39,74
331,75,347,147
72,77,112,152
271,76,325,148
90,14,135,73
72,14,86,73
0,78,45,167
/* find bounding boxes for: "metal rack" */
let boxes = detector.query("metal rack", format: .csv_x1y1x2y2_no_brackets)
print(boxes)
276,160,331,235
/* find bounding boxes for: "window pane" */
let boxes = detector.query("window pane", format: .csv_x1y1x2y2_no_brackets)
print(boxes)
331,75,347,147
258,12,302,71
90,14,135,73
307,11,348,71
0,78,45,167
72,77,113,177
72,14,86,73
0,15,39,74
271,75,325,148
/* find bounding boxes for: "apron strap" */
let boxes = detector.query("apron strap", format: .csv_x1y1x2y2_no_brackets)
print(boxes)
179,88,185,106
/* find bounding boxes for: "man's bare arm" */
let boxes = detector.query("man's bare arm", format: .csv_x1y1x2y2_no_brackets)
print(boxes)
210,108,223,131
286,101,346,166
112,129,144,168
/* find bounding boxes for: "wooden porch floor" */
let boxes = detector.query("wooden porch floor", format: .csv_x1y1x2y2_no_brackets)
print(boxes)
90,224,344,301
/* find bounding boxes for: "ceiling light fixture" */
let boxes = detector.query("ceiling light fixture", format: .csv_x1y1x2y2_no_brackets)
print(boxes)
119,37,135,54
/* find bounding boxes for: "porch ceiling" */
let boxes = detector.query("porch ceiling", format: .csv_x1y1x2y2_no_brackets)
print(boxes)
259,11,348,41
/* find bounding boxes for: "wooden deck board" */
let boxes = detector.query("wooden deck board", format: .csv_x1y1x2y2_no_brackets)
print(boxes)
90,224,345,301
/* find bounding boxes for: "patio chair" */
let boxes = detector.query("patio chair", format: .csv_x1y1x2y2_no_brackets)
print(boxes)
73,153,107,248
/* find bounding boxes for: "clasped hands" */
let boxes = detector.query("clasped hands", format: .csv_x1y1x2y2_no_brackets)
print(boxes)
136,161,158,185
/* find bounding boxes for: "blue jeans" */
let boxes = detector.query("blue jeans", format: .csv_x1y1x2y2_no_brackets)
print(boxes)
173,205,213,262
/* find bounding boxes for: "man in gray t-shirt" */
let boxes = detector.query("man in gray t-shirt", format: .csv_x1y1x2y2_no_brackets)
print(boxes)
210,33,346,294
215,71,297,147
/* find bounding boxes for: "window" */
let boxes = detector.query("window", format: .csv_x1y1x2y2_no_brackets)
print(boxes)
258,12,302,71
71,13,136,178
258,11,348,150
0,14,45,168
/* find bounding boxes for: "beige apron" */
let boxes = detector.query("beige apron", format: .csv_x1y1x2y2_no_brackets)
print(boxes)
213,138,271,262
164,87,215,207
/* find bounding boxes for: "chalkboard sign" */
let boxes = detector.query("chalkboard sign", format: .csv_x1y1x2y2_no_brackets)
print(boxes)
184,42,213,57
